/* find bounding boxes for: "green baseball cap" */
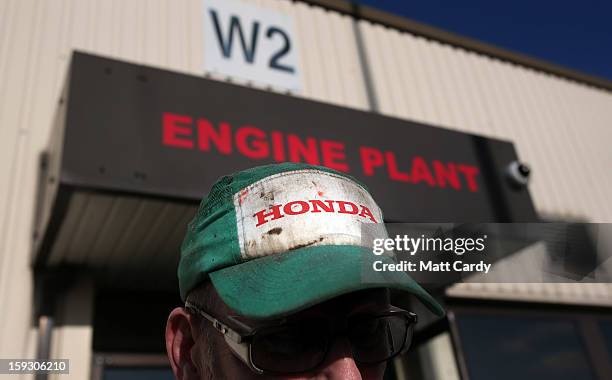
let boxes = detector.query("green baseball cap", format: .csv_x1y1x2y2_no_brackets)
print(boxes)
178,162,444,318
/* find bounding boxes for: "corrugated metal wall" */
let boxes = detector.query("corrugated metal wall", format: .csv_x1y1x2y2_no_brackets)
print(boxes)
0,0,611,371
355,20,612,306
359,20,612,221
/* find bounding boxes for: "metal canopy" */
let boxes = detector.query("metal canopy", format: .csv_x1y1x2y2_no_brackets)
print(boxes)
33,52,537,291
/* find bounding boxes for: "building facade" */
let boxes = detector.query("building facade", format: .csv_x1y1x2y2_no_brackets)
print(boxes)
0,0,611,379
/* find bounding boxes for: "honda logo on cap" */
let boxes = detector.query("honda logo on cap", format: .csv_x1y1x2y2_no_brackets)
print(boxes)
253,199,378,227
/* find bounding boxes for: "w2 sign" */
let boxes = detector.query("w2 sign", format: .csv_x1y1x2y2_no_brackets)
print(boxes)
203,0,302,92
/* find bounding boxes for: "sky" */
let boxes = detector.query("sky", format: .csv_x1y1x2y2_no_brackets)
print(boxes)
357,0,612,81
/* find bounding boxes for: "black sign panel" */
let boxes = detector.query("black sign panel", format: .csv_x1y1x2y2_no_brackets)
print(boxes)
60,52,536,222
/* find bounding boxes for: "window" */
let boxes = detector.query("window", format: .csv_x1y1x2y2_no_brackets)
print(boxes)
449,307,612,380
92,354,172,380
455,314,595,380
103,367,173,380
599,320,612,360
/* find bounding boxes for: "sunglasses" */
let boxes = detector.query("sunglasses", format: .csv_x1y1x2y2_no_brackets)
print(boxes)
185,301,417,375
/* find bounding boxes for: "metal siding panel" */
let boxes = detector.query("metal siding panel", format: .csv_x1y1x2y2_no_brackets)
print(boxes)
326,11,353,105
360,22,393,114
495,62,560,215
116,0,142,62
534,72,590,219
430,42,466,130
514,68,571,217
334,13,369,110
105,199,154,268
0,0,40,257
65,194,116,265
187,0,204,74
362,25,612,303
295,3,323,99
165,0,189,72
557,79,612,220
0,1,59,357
401,33,435,123
69,0,94,52
85,197,126,266
372,23,400,115
111,200,187,273
104,202,186,271
435,45,470,130
153,204,194,265
376,26,406,117
105,203,193,286
80,194,118,264
417,39,456,128
311,6,343,104
290,1,368,107
410,35,445,124
48,276,93,380
91,0,113,57
470,54,516,140
581,85,612,218
535,73,590,218
454,50,494,136
386,29,415,119
95,201,195,288
111,198,168,268
447,282,612,307
142,0,164,67
155,205,197,269
97,198,143,268
53,0,72,93
49,193,90,265
129,202,176,262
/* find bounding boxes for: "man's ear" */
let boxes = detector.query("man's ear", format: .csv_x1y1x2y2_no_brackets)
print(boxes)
166,307,200,379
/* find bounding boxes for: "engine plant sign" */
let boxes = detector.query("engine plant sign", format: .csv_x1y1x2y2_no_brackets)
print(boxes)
162,112,480,193
62,52,537,222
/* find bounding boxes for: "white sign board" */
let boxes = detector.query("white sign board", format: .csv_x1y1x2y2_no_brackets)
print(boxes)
203,0,302,92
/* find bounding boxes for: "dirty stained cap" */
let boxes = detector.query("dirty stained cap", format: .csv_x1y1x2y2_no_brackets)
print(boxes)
178,162,445,318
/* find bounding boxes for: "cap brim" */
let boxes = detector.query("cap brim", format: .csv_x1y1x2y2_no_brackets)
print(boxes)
209,245,445,319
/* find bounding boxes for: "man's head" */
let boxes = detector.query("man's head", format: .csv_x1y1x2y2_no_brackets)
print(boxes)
167,281,396,379
166,163,443,379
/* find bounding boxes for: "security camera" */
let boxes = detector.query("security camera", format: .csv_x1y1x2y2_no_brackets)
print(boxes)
506,161,530,187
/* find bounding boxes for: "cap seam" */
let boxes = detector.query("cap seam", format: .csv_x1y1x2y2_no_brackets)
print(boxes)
234,168,370,196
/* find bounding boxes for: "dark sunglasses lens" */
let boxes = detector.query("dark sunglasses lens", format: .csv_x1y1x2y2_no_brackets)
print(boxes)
251,323,328,373
348,315,411,364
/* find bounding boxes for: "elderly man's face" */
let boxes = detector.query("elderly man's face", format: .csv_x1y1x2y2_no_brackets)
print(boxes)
166,288,391,380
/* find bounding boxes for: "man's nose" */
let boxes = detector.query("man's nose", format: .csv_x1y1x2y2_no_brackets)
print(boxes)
319,338,362,380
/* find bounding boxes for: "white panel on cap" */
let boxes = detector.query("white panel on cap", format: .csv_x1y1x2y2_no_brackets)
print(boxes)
234,169,385,259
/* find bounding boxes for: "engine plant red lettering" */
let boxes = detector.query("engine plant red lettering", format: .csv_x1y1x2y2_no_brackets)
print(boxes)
161,112,481,192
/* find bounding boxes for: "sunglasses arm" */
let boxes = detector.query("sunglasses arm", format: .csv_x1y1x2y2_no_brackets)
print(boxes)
185,302,264,373
185,302,245,343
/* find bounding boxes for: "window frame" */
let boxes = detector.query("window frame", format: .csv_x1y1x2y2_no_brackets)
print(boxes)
446,302,612,380
90,353,171,380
